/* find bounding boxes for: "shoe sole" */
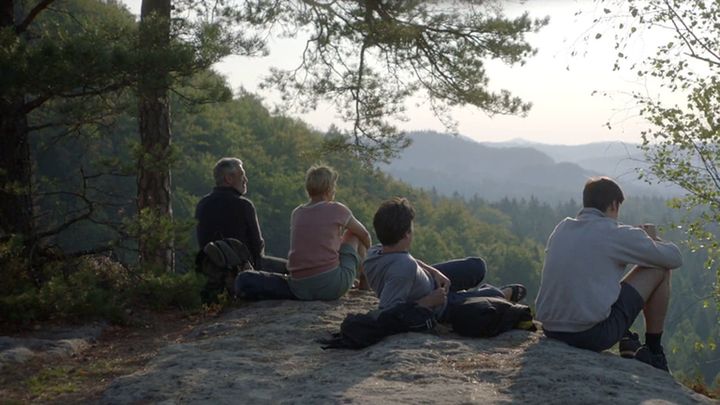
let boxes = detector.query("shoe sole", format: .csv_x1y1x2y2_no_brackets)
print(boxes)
500,284,527,303
619,350,636,359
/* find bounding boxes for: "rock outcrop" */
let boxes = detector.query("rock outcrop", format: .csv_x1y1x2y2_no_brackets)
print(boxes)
0,324,104,371
101,292,715,404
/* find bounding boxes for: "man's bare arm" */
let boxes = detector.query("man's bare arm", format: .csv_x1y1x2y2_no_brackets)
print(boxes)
416,287,447,309
417,260,450,293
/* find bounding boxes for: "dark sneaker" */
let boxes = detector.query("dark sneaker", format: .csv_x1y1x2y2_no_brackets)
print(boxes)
619,332,642,358
499,284,527,303
634,345,670,372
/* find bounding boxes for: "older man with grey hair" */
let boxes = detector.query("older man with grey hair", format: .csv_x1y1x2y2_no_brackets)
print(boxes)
195,157,286,273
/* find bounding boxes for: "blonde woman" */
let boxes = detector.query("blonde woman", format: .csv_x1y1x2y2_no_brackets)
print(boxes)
286,165,372,300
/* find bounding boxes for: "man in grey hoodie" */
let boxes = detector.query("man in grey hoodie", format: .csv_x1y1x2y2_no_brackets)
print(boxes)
535,177,683,371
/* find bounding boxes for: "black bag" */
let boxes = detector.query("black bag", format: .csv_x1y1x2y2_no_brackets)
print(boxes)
378,302,436,334
320,303,436,350
322,313,389,349
446,296,535,338
195,238,252,303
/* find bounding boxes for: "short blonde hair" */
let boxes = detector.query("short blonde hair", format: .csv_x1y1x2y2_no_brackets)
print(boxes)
305,165,338,197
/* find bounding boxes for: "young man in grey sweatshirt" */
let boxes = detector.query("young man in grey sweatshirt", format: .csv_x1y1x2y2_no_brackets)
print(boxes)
364,197,525,321
535,177,682,372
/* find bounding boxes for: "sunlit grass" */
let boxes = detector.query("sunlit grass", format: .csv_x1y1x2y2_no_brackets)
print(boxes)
23,358,123,400
26,366,78,396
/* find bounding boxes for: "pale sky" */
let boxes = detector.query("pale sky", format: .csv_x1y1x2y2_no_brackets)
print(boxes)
121,0,677,145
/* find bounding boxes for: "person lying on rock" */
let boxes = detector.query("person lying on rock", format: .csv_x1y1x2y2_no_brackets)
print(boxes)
195,157,287,273
234,164,371,301
363,197,527,322
535,177,683,372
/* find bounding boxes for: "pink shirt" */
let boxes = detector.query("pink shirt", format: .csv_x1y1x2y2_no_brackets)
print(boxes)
287,201,352,279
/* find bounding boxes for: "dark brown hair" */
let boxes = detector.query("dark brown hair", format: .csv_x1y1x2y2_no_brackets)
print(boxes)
583,177,625,212
373,197,415,246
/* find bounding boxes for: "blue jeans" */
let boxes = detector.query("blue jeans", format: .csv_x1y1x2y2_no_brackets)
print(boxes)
235,245,358,301
260,256,288,274
431,257,506,320
234,271,296,300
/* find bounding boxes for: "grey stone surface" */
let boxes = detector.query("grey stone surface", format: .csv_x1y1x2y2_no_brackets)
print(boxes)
100,293,716,404
0,323,105,371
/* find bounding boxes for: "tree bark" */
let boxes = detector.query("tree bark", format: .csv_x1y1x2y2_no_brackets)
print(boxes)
0,101,34,238
137,0,175,272
0,0,34,239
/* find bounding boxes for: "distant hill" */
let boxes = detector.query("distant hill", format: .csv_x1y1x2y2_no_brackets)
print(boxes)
382,131,680,202
481,139,647,183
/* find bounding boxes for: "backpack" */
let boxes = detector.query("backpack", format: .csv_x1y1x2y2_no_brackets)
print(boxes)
319,303,436,350
320,313,389,349
445,296,535,338
196,238,252,303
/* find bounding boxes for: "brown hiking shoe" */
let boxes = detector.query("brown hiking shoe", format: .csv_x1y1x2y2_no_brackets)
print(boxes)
619,332,641,358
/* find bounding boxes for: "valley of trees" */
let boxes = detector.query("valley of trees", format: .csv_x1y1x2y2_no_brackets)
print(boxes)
1,0,718,394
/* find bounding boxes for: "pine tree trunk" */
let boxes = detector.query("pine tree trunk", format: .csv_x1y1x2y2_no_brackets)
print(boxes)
137,0,174,272
0,0,34,238
0,102,34,238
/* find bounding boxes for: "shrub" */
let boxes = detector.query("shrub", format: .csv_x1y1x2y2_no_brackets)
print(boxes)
36,262,126,322
0,254,207,324
130,271,206,311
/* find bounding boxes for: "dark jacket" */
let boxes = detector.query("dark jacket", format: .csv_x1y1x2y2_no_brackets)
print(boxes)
195,187,265,267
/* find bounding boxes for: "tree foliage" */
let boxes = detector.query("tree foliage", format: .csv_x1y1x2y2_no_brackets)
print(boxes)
235,0,548,161
597,0,720,304
0,0,256,273
0,0,140,267
0,0,133,233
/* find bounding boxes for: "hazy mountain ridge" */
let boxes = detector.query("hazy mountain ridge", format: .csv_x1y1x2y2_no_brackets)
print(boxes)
481,138,647,179
383,131,678,202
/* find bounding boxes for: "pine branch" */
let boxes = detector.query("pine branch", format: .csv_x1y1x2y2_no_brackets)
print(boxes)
15,0,55,35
